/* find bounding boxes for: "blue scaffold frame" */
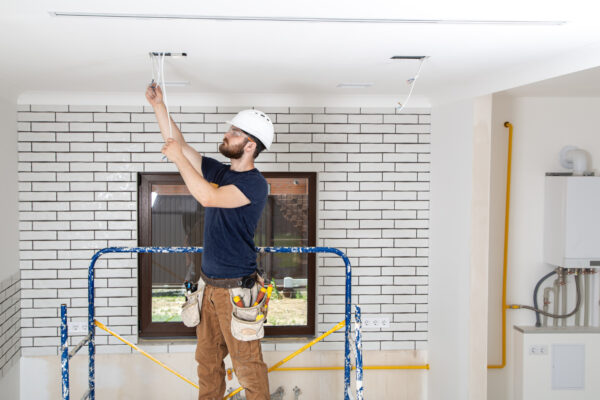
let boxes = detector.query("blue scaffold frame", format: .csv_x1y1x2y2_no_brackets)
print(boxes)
354,305,364,400
60,246,355,400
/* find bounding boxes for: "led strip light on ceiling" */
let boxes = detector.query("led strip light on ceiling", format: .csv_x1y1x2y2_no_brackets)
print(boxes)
49,12,566,25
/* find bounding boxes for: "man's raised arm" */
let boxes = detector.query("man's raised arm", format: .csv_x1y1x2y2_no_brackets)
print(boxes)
145,84,203,175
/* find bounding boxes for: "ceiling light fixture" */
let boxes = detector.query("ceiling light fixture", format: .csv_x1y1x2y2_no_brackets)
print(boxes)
149,52,187,58
49,12,566,26
391,56,428,60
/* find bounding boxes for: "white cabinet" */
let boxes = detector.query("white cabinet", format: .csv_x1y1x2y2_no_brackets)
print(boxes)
514,326,600,400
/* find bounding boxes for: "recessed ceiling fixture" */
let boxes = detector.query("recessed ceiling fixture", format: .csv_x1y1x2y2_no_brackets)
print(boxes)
149,52,187,58
391,56,428,60
49,12,566,26
337,83,374,88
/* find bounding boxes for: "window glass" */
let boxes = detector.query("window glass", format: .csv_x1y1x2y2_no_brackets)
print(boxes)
140,172,316,337
256,178,309,326
150,184,203,322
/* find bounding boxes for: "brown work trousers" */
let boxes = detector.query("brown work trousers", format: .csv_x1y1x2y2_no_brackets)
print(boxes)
195,284,269,400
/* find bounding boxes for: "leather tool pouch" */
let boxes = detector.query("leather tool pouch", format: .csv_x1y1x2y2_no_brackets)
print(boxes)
229,284,267,341
181,278,206,327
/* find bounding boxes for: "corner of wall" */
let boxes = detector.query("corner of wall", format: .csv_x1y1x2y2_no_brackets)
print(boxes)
0,270,21,399
429,98,475,400
0,97,19,282
0,96,20,398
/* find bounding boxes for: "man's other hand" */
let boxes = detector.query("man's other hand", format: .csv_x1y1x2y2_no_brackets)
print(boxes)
145,84,164,107
161,138,185,163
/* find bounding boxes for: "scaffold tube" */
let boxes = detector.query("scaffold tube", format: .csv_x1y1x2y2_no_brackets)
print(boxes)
72,246,354,400
224,320,346,399
94,320,199,389
94,317,426,400
61,304,70,400
272,365,430,371
355,305,363,400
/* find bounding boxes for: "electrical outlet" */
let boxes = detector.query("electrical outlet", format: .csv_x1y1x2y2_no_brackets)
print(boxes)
361,317,390,329
68,321,87,335
529,345,548,355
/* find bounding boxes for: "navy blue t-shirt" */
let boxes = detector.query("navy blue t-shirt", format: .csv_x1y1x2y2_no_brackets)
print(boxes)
200,156,268,278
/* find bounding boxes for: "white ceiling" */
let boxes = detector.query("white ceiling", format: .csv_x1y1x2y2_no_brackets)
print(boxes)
3,0,600,105
501,66,600,97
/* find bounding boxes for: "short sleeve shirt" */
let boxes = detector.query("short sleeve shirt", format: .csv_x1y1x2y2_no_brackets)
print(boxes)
200,156,268,278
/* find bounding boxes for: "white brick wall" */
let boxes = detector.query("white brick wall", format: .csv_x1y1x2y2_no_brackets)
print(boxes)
18,105,430,354
0,271,20,376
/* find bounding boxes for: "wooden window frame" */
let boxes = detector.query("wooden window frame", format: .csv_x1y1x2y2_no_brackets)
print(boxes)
138,172,317,338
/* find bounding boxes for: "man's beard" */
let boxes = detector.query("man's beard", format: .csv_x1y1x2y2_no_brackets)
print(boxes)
219,139,246,159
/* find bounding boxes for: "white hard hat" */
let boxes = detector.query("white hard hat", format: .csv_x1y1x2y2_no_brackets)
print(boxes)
227,109,274,150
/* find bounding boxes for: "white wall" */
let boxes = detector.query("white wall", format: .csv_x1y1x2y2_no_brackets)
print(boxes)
469,95,493,400
21,349,427,399
16,102,431,399
0,95,20,397
0,357,19,399
429,99,474,400
16,104,430,356
429,96,495,400
487,96,600,400
0,97,19,282
24,93,600,400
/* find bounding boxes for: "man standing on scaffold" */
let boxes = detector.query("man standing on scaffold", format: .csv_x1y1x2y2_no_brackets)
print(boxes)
146,84,273,400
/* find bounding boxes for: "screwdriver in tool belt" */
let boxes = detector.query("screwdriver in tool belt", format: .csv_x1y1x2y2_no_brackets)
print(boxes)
255,284,273,321
264,284,274,308
233,295,245,307
252,286,267,306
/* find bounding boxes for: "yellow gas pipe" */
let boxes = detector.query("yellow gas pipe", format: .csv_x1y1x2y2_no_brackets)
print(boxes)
226,319,428,399
94,320,200,388
488,121,513,369
96,317,428,399
224,320,346,399
273,365,429,371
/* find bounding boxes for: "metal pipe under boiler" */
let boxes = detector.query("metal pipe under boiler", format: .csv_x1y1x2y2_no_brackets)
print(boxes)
575,279,582,327
584,269,591,327
553,273,561,327
561,270,568,327
596,271,600,327
543,287,554,327
573,269,587,327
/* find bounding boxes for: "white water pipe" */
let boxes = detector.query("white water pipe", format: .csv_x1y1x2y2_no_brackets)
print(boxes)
584,271,591,327
553,277,560,327
561,272,568,327
560,146,591,176
543,287,554,327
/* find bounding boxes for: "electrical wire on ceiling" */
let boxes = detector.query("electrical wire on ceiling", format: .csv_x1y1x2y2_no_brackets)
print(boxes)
396,57,427,112
150,52,172,140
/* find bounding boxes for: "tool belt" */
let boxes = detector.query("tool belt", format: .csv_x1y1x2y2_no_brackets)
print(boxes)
181,277,206,328
200,270,258,289
229,283,269,341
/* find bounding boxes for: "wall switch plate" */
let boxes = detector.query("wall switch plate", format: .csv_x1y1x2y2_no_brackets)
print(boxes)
361,317,390,329
529,345,548,355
